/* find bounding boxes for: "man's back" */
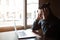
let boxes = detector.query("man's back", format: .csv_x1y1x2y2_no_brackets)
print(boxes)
45,16,60,40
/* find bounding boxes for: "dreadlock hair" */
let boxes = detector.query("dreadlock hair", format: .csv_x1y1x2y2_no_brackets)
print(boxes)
38,3,57,21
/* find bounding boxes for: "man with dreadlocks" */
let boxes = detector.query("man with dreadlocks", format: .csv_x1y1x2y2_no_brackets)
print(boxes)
32,3,60,40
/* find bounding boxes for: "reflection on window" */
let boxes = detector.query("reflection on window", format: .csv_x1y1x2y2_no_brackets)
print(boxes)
0,0,24,27
27,0,39,25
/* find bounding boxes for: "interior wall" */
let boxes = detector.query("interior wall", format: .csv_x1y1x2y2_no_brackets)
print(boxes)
39,0,60,19
50,0,60,18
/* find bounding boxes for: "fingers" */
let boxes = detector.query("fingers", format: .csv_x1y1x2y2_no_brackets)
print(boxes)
37,9,43,20
37,8,47,20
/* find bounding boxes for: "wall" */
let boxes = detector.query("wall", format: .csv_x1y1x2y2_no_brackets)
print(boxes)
50,0,60,18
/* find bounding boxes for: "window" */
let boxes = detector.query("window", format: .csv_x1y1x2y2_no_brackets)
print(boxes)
27,0,39,25
0,0,24,27
0,0,39,28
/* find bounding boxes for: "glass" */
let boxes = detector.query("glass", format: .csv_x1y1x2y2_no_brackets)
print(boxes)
0,0,24,27
27,0,39,25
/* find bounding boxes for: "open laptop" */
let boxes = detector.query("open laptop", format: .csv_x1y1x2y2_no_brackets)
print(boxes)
17,29,40,40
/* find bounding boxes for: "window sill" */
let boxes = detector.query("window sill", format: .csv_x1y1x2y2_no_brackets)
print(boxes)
0,25,32,32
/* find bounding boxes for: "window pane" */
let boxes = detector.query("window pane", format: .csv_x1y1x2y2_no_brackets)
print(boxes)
27,0,39,25
0,0,24,27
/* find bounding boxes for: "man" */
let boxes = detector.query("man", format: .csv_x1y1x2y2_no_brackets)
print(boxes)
32,3,60,40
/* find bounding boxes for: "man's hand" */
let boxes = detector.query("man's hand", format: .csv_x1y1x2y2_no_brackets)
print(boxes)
37,8,48,20
37,9,43,20
32,29,43,36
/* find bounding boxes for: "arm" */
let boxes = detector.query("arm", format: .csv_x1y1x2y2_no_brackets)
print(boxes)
32,9,43,36
32,19,42,36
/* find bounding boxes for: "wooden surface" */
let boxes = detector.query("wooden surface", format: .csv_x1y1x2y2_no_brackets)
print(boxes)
0,31,18,40
0,29,41,40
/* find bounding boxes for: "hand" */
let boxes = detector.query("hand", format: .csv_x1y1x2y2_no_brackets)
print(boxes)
37,8,48,20
37,9,43,20
32,29,43,36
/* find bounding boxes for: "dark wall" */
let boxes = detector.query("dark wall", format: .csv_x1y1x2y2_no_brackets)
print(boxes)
39,0,60,19
50,0,60,18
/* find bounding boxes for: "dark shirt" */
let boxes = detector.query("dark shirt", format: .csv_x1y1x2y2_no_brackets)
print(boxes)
32,16,60,40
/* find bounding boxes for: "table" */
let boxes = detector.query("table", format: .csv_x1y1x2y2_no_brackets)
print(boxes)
16,29,41,40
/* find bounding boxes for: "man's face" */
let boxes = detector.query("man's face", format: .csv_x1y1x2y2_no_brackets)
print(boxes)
37,8,49,20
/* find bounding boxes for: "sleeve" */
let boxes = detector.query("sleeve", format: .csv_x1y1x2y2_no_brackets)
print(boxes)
32,19,41,30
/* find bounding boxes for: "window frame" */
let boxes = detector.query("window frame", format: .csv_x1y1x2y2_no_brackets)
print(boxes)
0,0,39,32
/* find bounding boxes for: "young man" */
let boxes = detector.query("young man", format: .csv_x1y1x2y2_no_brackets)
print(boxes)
32,3,60,40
